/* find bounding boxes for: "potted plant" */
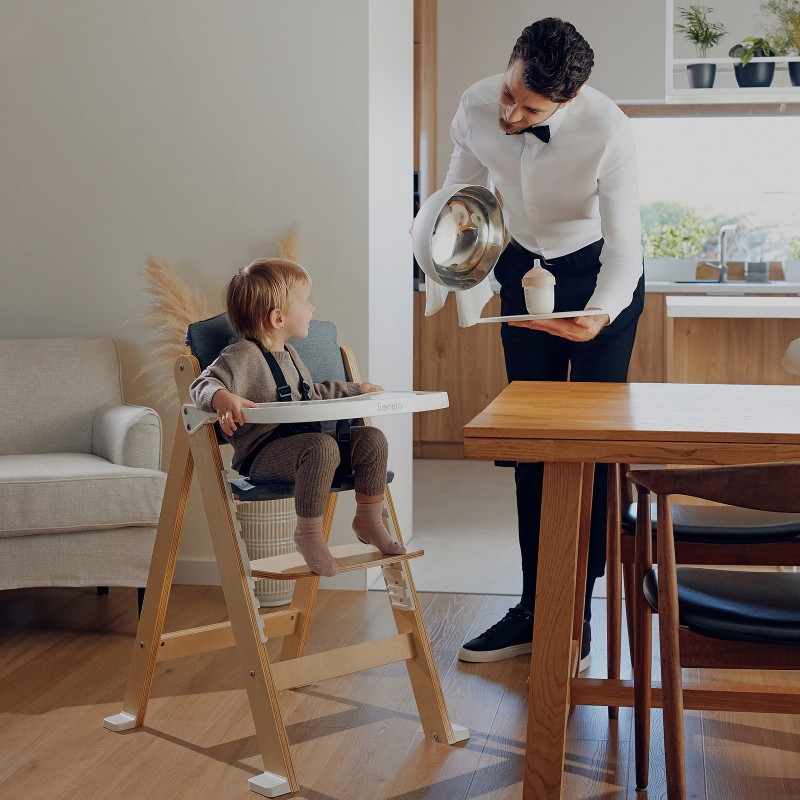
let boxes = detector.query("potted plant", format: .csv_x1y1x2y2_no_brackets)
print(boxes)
761,0,800,86
728,36,777,87
674,5,728,88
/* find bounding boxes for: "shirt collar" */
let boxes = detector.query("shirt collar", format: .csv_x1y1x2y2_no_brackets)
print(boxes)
531,100,570,140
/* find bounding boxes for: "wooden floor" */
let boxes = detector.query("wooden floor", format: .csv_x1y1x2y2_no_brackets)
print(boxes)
1,585,799,800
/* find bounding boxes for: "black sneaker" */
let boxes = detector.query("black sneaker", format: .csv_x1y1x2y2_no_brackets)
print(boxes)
579,617,591,672
458,604,533,663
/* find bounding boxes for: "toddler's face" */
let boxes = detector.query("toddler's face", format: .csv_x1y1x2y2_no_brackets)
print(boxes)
282,281,315,339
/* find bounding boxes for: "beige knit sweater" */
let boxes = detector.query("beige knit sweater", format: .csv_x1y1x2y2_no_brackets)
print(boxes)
190,339,361,472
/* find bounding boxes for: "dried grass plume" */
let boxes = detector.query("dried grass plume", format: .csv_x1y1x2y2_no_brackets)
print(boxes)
136,256,209,406
276,221,301,263
136,224,301,406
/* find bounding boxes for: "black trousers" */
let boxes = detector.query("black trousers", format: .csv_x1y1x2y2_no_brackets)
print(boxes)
494,238,645,616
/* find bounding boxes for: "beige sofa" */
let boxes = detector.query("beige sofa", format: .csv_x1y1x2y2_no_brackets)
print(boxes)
0,337,166,593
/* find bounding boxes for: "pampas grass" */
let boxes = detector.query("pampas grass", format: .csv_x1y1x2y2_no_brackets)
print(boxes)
135,224,302,406
136,255,209,406
276,221,301,262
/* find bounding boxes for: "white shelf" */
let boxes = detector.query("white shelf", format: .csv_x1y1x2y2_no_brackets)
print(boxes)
666,2,800,104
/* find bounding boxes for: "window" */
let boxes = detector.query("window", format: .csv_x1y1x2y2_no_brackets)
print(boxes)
631,116,800,261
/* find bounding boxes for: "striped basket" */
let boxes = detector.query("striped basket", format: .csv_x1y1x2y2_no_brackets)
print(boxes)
236,498,296,607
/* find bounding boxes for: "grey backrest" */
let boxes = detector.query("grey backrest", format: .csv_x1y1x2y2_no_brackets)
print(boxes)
185,314,346,382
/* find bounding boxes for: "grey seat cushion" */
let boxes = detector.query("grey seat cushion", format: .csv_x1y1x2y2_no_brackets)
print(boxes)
0,453,166,536
644,567,800,645
231,470,395,502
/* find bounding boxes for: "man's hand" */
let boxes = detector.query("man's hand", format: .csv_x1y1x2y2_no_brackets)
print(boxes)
211,389,258,435
508,309,610,342
360,382,384,394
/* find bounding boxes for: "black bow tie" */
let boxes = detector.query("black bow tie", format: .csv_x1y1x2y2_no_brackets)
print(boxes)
507,124,550,143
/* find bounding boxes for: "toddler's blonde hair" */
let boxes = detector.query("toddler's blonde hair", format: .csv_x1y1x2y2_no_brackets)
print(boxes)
225,258,310,348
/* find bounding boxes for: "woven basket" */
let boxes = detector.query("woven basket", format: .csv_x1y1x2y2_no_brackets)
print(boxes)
236,498,296,607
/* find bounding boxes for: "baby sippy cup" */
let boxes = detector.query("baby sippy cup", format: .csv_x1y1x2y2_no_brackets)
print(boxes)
522,259,556,314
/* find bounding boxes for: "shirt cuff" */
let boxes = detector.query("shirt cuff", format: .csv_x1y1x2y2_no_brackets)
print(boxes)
586,289,624,324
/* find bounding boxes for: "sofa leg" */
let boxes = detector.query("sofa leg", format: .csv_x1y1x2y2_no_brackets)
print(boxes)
137,587,145,617
97,586,109,596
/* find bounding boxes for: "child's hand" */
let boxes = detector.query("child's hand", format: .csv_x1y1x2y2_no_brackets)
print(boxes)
360,382,383,394
211,389,258,435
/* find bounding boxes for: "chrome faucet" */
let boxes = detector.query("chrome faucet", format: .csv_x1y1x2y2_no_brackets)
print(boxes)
704,223,738,283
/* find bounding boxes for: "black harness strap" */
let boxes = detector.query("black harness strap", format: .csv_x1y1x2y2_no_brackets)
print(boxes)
238,343,352,485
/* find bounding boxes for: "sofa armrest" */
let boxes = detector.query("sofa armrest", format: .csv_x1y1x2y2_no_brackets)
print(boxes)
92,403,163,470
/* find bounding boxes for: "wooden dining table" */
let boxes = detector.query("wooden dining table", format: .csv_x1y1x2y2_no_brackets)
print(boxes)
462,380,800,800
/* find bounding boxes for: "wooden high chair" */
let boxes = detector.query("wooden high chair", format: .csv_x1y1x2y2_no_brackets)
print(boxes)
103,316,468,797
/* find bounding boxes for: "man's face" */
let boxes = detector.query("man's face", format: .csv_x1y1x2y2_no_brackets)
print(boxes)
498,59,566,134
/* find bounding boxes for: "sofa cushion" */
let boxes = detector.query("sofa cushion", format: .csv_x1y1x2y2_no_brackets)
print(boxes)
0,453,165,537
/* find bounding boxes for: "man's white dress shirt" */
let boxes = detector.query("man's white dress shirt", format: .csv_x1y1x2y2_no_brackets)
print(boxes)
426,75,643,326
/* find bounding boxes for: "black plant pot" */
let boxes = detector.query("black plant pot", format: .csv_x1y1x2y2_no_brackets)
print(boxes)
734,59,775,88
686,63,716,88
789,60,800,87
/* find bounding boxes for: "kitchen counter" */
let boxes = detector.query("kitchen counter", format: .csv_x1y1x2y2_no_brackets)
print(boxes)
647,280,800,295
666,296,800,318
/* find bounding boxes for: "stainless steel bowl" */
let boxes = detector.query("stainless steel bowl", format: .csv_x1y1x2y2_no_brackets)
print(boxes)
412,184,507,290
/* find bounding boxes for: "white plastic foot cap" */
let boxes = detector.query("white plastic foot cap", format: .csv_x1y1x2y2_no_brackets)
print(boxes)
103,711,138,731
451,723,470,743
248,772,291,797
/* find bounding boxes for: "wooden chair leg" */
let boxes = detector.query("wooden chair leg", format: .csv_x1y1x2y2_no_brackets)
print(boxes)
657,498,687,800
606,463,622,719
185,397,297,792
381,485,467,744
572,463,594,678
103,413,193,732
278,493,337,663
623,562,636,666
633,490,653,791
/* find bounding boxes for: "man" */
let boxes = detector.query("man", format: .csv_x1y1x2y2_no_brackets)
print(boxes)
443,18,644,666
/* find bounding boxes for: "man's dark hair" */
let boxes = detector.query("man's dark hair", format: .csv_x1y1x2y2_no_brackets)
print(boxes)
509,18,594,103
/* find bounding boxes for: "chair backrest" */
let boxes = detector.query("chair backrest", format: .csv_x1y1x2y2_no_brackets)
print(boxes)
0,336,122,456
628,463,800,514
185,313,347,382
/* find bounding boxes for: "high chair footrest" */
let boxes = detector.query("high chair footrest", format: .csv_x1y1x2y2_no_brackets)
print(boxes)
250,543,423,579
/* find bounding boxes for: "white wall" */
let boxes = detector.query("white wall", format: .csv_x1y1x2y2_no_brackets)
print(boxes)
0,0,414,589
435,0,762,187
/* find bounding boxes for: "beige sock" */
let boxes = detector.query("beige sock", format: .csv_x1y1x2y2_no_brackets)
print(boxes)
352,502,406,555
294,516,338,577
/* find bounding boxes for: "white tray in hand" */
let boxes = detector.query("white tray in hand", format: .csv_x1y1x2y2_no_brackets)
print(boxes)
475,309,608,324
182,390,449,434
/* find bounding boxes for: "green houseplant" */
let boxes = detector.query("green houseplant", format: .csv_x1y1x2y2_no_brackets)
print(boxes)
729,36,777,86
761,0,800,85
674,5,728,87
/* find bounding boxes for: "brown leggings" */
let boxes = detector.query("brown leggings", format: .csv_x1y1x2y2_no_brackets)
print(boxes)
247,425,388,517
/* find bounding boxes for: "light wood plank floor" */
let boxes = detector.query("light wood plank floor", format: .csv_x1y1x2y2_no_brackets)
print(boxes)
1,585,799,799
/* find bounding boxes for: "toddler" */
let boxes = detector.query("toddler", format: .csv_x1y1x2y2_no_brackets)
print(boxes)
190,258,405,576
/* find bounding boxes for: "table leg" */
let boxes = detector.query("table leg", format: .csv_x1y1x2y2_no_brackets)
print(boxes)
525,460,585,800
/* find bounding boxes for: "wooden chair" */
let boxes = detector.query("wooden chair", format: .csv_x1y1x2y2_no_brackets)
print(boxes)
605,338,800,719
103,314,467,798
627,463,800,800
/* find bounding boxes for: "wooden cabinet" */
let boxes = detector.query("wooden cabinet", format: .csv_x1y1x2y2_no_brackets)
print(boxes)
628,293,666,382
413,292,507,458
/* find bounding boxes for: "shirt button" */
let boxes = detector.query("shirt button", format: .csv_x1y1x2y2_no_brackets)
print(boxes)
543,247,550,252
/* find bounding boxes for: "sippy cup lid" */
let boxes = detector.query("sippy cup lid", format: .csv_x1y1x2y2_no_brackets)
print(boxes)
521,259,556,288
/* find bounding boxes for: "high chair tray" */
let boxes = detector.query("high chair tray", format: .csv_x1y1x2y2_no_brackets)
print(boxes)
475,309,607,324
182,390,448,433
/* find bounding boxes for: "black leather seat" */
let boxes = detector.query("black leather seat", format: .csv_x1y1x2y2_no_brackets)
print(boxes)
622,501,800,544
643,567,800,644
